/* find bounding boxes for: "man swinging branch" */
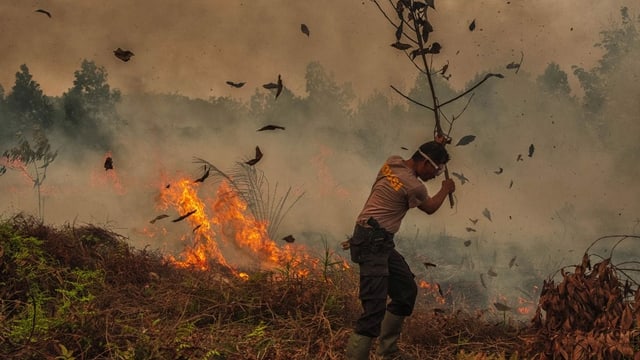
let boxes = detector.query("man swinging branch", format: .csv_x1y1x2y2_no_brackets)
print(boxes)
345,137,455,360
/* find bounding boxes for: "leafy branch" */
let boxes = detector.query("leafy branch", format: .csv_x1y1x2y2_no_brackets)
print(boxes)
373,0,503,207
1,129,57,221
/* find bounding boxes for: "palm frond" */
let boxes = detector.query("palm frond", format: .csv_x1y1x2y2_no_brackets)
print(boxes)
192,157,305,239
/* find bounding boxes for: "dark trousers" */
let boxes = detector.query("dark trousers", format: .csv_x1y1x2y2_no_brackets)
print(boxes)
355,249,418,337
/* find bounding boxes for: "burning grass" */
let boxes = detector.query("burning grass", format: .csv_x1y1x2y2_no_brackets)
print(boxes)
2,214,640,359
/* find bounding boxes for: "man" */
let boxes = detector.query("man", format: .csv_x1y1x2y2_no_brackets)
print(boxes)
345,140,455,360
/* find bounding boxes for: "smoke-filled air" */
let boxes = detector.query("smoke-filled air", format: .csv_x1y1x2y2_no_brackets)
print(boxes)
2,0,640,315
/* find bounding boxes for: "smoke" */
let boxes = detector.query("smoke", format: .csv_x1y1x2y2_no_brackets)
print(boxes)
1,1,638,99
2,1,640,312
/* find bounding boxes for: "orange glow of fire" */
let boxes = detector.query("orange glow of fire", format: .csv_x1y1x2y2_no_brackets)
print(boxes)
156,177,317,276
0,157,57,197
211,181,282,264
212,181,320,275
516,296,535,315
310,145,350,199
0,157,33,184
238,272,249,281
159,177,228,270
494,294,535,316
419,280,446,304
136,226,168,239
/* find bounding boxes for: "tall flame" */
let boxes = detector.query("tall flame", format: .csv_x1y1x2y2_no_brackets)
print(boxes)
159,177,228,270
211,181,285,265
156,177,313,275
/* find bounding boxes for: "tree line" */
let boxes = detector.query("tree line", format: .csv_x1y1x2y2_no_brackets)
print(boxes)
0,7,638,171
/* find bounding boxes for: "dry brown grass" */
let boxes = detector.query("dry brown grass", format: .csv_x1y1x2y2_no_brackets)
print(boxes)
1,213,639,359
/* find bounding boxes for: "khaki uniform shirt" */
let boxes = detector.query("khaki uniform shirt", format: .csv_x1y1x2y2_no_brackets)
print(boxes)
356,156,427,234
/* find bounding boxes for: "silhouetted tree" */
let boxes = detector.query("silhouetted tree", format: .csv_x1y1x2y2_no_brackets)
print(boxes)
5,64,54,133
353,90,407,161
249,84,304,131
208,96,250,127
304,61,355,123
0,84,8,143
572,66,606,115
537,63,572,97
61,60,121,152
574,7,639,115
406,72,459,129
597,7,639,73
590,7,640,167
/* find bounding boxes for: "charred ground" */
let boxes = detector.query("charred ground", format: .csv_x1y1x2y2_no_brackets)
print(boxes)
2,213,640,359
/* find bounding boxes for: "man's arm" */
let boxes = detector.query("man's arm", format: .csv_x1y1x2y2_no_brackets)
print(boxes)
418,178,455,214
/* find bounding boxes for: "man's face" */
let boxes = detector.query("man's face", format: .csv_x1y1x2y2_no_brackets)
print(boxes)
418,156,444,181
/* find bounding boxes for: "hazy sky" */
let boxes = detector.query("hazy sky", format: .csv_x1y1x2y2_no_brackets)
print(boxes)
1,0,638,101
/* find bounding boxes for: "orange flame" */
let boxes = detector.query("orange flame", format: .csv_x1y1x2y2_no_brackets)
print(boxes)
156,177,317,277
211,181,278,263
516,296,535,315
159,177,227,270
419,280,446,304
494,294,536,316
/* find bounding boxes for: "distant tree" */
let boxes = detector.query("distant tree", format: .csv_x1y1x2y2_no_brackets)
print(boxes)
249,83,302,128
574,7,639,115
572,66,606,115
208,96,249,126
537,63,572,96
406,71,459,127
1,128,57,221
353,91,406,160
248,88,273,119
5,64,54,132
597,7,639,73
61,60,121,151
304,61,355,122
590,7,640,162
0,84,8,142
573,7,640,126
